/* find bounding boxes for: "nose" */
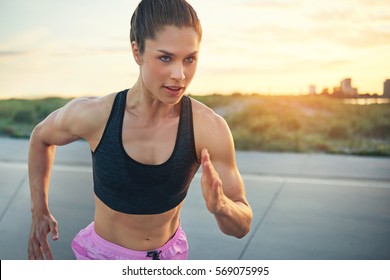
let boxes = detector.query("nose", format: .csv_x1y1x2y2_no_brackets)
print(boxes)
170,62,185,81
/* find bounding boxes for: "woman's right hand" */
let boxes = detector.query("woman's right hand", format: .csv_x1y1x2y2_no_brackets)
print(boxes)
28,212,59,260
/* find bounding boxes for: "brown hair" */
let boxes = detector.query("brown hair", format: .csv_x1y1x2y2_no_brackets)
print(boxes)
130,0,202,54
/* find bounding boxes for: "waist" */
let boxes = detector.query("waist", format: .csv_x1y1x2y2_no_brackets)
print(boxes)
94,196,182,251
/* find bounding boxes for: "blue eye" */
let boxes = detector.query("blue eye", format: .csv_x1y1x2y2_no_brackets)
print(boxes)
185,57,196,63
159,56,171,62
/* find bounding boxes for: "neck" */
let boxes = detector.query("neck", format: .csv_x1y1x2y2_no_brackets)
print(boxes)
126,78,180,122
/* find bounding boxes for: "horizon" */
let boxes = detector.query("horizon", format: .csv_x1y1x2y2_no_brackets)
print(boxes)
1,0,390,99
1,91,389,101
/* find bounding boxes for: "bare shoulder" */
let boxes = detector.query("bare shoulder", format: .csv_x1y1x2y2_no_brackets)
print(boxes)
190,97,229,130
56,93,117,137
190,97,234,159
57,93,116,123
33,92,119,148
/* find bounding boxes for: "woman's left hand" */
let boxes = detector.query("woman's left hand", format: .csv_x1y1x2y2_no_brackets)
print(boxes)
200,148,228,215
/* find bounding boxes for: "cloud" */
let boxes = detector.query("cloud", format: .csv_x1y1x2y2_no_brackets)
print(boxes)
0,50,31,57
0,28,50,58
236,18,390,50
237,0,303,9
200,57,351,77
227,0,390,49
47,46,130,57
0,45,130,60
307,2,390,23
307,9,361,23
368,13,390,21
357,0,390,6
0,29,129,59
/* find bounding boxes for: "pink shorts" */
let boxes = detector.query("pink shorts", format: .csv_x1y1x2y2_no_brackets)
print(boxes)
71,222,188,260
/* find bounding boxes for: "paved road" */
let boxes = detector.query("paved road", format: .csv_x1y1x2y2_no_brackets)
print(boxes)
1,137,390,260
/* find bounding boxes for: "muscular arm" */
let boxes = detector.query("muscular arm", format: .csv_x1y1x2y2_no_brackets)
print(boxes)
201,148,252,238
28,97,107,259
29,106,81,215
194,101,252,238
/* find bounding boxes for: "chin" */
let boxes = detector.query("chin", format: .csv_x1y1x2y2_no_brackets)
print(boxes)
158,90,185,104
164,95,184,105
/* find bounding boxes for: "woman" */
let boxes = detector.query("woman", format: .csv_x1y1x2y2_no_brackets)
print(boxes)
28,0,252,260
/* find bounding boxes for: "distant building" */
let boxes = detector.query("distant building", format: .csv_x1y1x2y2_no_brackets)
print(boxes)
340,78,358,96
384,79,390,98
309,85,316,95
340,78,352,93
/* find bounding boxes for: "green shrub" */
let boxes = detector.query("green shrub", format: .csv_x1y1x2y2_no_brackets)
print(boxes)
328,124,351,140
1,94,389,156
13,110,36,124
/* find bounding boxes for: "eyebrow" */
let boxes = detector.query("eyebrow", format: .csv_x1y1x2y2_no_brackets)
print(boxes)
157,49,198,57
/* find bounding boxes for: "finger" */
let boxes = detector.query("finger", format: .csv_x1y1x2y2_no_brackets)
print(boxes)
210,177,221,199
201,148,214,171
29,233,43,260
28,241,38,260
43,245,54,260
38,225,54,260
212,177,222,190
201,150,218,182
201,148,209,163
208,178,225,214
202,162,215,189
31,240,43,260
50,221,59,241
40,238,54,260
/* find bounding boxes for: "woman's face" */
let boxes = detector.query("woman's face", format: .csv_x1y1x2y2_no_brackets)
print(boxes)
133,25,200,104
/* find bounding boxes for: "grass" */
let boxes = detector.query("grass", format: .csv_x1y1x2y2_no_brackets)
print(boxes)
1,94,389,156
0,97,71,138
192,94,390,156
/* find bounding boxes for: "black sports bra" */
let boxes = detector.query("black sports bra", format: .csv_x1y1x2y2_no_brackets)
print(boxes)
92,89,200,214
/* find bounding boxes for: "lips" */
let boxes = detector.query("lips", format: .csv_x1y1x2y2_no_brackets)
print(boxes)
165,86,184,91
163,85,185,96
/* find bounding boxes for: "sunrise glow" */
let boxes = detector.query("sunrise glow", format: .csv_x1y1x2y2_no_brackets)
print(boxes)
1,0,389,99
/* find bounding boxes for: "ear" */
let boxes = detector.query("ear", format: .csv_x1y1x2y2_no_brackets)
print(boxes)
131,41,142,65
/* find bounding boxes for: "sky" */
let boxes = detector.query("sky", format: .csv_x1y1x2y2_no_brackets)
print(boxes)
0,0,389,99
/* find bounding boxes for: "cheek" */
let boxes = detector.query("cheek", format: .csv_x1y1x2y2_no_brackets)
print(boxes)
185,64,197,81
152,65,167,79
141,62,166,86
